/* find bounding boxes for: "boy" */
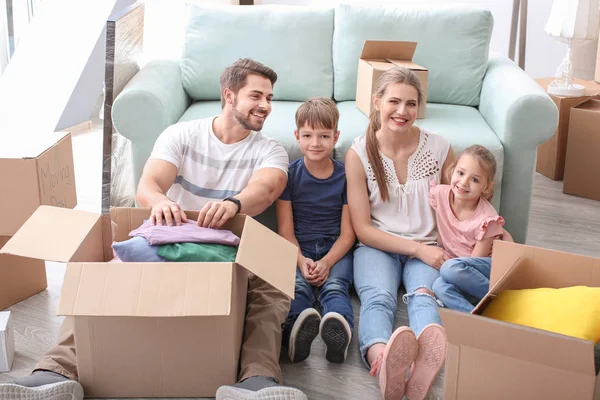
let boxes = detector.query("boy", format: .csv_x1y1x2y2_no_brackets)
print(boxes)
276,97,355,364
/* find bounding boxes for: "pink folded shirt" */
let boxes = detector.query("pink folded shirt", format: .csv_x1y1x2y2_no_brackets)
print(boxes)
129,220,240,246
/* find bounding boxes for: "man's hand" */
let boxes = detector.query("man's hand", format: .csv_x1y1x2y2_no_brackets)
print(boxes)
197,200,238,229
309,259,331,287
150,199,188,226
299,256,317,282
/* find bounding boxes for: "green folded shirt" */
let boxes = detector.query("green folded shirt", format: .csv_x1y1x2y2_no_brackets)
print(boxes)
157,242,238,262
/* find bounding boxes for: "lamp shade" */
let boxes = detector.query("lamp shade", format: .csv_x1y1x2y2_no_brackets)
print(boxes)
545,0,600,40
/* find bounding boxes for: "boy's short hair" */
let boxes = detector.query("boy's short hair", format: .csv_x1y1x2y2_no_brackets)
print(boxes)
219,58,277,108
295,97,339,131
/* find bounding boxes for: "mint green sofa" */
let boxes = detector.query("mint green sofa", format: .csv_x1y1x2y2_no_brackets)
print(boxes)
112,3,558,243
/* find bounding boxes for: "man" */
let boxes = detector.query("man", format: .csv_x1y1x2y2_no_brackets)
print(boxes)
0,58,307,400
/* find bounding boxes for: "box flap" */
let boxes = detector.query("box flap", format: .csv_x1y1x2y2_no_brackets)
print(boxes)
490,241,600,289
360,40,417,62
472,256,525,314
387,59,427,71
0,132,70,159
573,98,600,112
440,308,596,375
234,216,297,298
0,206,102,262
57,262,233,317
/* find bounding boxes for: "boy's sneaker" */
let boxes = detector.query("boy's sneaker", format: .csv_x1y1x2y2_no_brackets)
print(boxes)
0,370,83,400
288,308,321,363
319,312,351,363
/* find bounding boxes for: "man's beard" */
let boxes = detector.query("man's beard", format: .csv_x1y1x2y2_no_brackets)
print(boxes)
232,97,265,131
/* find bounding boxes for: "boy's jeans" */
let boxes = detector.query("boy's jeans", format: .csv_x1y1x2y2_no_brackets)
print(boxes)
432,257,492,313
353,245,443,367
283,238,354,339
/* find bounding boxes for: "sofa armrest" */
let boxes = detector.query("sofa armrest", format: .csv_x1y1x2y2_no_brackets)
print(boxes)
112,59,192,143
479,54,558,243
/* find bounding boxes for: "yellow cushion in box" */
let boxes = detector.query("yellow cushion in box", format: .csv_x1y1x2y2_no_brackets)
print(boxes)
482,286,600,344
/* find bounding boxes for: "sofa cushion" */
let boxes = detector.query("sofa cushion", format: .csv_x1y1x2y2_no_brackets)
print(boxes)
335,101,504,210
181,4,334,102
178,100,304,163
333,4,493,106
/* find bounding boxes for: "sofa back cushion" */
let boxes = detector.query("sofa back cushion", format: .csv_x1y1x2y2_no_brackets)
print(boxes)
181,4,334,102
333,4,493,106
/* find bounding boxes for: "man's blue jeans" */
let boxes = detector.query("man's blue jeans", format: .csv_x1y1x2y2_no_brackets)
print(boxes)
432,257,492,313
283,238,354,338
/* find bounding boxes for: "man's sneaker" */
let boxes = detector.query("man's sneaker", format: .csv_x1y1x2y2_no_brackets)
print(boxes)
216,376,307,400
319,312,351,363
0,372,83,400
405,324,447,400
288,308,321,363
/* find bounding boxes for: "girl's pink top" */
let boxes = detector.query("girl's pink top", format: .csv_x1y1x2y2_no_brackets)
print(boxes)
429,182,504,258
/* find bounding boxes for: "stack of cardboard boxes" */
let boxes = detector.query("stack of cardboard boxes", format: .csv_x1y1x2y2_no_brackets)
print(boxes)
535,78,600,201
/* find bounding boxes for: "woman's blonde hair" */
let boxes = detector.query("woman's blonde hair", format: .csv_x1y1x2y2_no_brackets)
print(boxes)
448,145,497,201
366,67,423,202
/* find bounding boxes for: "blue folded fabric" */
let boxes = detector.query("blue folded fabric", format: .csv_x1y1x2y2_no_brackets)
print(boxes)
112,236,167,262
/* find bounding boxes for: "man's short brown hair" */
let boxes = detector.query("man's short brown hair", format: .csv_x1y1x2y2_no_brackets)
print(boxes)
295,97,339,131
219,58,277,108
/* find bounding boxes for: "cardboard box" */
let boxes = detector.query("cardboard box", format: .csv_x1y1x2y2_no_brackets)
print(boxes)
356,40,428,119
0,132,76,310
0,236,47,310
0,311,15,373
563,99,600,200
440,241,600,400
0,206,296,398
0,132,77,236
535,78,600,180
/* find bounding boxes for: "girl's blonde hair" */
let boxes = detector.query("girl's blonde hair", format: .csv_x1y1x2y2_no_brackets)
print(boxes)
448,145,497,201
366,67,423,202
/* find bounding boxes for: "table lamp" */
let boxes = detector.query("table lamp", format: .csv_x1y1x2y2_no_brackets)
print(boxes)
545,0,599,96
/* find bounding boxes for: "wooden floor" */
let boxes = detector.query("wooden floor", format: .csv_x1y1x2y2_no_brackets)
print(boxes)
1,137,600,400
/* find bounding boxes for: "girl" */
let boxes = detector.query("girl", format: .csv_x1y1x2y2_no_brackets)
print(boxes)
431,145,506,313
346,66,454,400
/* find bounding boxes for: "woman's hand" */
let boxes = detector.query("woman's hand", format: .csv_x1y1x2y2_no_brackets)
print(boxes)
414,244,450,269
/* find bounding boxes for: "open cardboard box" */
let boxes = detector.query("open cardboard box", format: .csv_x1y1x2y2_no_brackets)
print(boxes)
0,132,76,310
0,206,297,398
356,40,428,119
440,241,600,400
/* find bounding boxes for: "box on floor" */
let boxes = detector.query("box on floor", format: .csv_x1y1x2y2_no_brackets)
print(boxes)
0,132,76,310
0,206,297,398
563,98,600,201
441,241,600,400
534,78,600,180
356,40,428,119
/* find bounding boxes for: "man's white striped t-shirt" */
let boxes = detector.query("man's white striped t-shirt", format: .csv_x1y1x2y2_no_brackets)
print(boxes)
150,116,289,211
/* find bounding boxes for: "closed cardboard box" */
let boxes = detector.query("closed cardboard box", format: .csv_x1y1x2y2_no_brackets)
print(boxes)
563,99,600,200
356,40,428,119
1,206,297,398
441,241,600,400
535,78,600,180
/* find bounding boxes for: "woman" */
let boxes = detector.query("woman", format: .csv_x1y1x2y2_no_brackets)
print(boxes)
345,67,454,400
